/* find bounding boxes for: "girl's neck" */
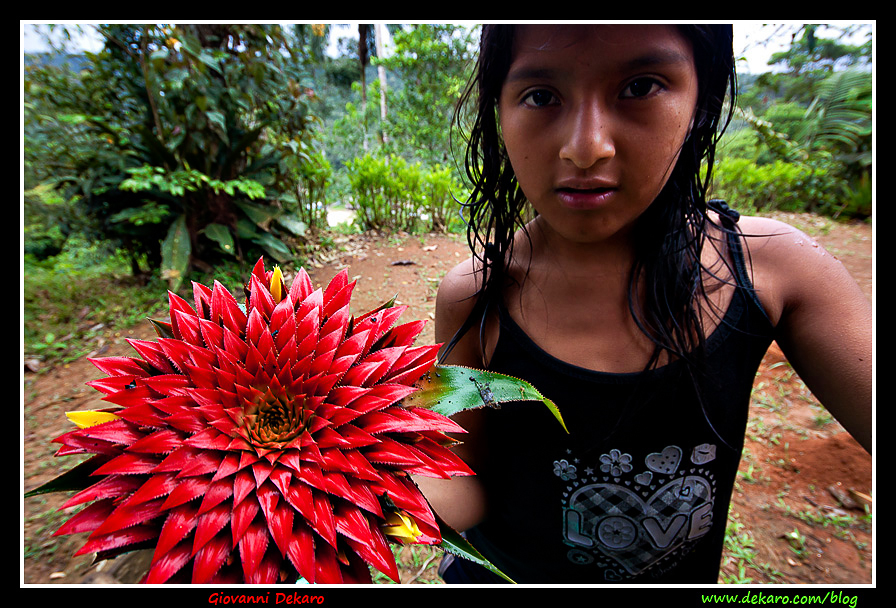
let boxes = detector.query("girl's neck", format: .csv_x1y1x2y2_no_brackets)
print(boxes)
500,217,660,374
522,215,636,282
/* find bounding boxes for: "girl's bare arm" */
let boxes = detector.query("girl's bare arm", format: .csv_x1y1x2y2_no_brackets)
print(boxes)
742,216,872,453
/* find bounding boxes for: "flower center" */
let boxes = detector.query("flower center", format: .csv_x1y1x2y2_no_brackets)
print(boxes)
245,389,307,448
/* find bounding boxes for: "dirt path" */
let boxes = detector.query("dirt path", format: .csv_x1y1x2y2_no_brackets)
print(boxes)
719,214,873,585
22,214,872,585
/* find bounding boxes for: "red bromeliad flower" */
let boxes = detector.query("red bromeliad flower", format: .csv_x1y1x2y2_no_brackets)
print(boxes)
46,259,475,584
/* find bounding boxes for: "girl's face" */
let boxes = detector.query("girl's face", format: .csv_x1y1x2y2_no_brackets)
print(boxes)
498,25,699,248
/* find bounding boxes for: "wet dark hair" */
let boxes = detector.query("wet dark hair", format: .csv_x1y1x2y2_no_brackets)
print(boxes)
445,24,738,377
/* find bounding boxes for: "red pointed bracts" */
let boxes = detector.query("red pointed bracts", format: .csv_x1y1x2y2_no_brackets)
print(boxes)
52,259,472,584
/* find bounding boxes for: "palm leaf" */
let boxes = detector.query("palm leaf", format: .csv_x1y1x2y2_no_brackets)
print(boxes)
797,70,871,150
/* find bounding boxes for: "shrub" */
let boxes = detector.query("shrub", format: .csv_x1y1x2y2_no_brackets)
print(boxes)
347,153,463,232
422,165,461,231
710,157,843,216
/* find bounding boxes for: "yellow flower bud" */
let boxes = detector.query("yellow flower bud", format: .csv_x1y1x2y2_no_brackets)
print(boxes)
66,410,120,429
381,510,422,544
270,266,285,304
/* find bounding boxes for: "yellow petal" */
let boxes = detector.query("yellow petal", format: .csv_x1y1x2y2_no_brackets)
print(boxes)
66,410,120,429
270,266,285,304
381,511,422,543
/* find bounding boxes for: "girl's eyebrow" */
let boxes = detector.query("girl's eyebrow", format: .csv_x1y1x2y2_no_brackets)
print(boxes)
622,49,692,71
504,48,692,84
504,67,563,84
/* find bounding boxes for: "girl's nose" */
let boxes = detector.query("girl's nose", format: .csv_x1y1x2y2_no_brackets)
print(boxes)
558,103,616,169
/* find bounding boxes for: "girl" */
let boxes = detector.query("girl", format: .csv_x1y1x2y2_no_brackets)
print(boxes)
414,24,872,584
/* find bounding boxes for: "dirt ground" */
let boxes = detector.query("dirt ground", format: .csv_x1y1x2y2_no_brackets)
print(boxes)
21,213,873,586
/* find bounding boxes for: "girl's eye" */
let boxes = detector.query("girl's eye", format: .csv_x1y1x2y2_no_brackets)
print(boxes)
522,89,558,107
621,78,663,99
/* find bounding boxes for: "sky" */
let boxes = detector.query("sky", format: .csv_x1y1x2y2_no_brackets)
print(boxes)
21,22,873,75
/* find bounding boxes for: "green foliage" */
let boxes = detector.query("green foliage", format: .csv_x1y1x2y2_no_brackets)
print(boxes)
23,183,77,260
281,147,334,233
375,24,477,165
116,165,273,283
752,25,871,107
724,25,872,220
796,70,871,169
767,26,869,78
423,165,464,232
23,242,169,366
320,23,476,224
710,157,841,215
119,166,267,200
346,153,463,232
715,127,760,161
24,24,330,291
758,102,809,141
347,153,411,231
723,63,871,219
837,172,873,220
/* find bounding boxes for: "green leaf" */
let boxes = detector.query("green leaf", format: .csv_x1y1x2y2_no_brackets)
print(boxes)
435,511,515,583
206,110,229,144
196,49,223,74
251,232,292,262
235,217,261,240
203,222,236,255
161,214,191,291
235,200,278,229
276,216,307,237
236,179,266,200
25,456,105,498
108,200,170,225
405,365,567,433
58,113,89,124
148,318,175,339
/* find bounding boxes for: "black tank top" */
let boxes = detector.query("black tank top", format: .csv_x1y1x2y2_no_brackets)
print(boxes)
462,230,775,584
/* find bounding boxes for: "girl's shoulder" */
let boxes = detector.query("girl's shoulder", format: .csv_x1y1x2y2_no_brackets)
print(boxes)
735,214,841,273
735,214,817,266
437,256,480,314
733,214,863,326
736,214,809,243
434,256,485,366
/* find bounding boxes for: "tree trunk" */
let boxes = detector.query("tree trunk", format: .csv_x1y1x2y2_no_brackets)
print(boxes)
374,24,389,145
358,24,369,152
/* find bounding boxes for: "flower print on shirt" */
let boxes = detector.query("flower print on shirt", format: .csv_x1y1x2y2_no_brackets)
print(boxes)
599,449,633,477
553,458,578,481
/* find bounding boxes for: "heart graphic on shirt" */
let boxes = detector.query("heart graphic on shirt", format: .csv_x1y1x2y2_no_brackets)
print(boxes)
634,471,653,486
645,446,682,475
563,474,714,577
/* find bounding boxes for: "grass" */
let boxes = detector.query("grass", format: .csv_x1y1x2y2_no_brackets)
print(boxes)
23,244,265,368
720,514,782,584
371,545,444,584
23,243,170,367
776,497,872,553
23,498,73,561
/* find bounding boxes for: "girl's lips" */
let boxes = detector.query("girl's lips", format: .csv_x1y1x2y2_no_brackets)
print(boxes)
556,186,617,209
